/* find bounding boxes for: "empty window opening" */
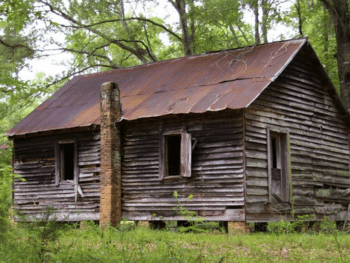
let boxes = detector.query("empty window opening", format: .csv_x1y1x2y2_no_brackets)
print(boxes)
166,135,181,176
60,143,74,181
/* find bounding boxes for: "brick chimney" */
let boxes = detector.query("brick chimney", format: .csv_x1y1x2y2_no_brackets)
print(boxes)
100,82,122,227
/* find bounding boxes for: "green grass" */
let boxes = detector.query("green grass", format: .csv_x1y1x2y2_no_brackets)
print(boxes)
1,221,350,262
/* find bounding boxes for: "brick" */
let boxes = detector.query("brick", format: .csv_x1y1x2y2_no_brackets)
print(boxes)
100,82,122,227
228,221,249,234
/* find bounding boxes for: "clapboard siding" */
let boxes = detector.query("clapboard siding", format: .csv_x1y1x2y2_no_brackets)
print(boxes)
245,52,350,222
13,131,100,221
121,111,245,221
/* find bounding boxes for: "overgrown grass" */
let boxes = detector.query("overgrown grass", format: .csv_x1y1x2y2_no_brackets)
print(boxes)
1,219,350,262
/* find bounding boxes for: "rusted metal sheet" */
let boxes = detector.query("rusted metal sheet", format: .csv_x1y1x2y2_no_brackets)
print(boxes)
7,39,307,136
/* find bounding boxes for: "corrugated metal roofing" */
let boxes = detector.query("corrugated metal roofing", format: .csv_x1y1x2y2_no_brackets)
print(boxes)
7,38,308,136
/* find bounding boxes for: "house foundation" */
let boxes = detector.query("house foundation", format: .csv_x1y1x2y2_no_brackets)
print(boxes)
228,221,249,234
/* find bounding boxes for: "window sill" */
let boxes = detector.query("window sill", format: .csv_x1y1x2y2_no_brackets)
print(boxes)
58,180,75,185
162,175,184,181
265,201,291,205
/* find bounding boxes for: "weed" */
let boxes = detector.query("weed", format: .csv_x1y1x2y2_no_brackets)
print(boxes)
1,221,350,262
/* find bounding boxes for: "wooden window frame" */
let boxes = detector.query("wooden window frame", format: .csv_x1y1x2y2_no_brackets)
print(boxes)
267,127,291,203
159,129,192,180
55,139,78,186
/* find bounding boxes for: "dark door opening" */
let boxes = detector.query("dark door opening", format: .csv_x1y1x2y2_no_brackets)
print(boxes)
269,131,289,202
165,135,181,176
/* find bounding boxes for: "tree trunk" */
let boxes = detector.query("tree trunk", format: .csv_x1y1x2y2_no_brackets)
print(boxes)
261,0,268,43
189,0,196,54
320,0,350,111
295,0,303,36
253,0,260,45
170,0,193,56
323,6,328,62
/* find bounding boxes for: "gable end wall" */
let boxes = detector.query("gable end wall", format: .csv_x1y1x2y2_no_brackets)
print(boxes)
244,52,350,222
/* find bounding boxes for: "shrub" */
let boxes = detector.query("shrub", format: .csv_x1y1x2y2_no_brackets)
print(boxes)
0,147,14,243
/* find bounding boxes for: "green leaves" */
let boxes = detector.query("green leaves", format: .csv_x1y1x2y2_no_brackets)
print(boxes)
289,0,339,91
0,0,34,32
173,191,178,199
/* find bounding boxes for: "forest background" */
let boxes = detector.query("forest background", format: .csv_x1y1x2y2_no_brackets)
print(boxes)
0,0,350,234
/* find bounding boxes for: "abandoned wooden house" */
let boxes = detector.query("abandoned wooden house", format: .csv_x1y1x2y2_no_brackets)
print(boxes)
6,38,350,229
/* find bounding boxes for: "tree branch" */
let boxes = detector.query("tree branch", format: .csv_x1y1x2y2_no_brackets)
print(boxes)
70,17,183,42
61,46,118,69
38,0,152,63
0,38,34,55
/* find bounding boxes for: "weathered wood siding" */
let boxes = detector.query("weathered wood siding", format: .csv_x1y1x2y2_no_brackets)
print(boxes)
121,111,245,221
13,131,101,221
245,51,350,222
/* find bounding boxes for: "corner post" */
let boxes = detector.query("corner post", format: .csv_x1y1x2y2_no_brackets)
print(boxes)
100,82,122,227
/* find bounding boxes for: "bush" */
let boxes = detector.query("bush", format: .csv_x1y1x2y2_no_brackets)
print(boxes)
0,206,71,262
0,147,14,243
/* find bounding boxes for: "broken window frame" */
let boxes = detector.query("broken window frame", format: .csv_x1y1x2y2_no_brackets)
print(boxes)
266,127,291,203
55,139,78,186
159,129,192,179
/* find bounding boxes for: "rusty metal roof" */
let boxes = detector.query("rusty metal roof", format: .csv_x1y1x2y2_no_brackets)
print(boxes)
7,38,308,136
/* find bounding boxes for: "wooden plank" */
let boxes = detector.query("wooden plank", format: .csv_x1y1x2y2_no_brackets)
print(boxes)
14,166,55,174
158,129,165,180
79,167,101,173
195,141,243,149
123,202,243,207
122,209,245,221
74,139,78,182
293,195,324,206
291,147,349,162
192,169,243,175
315,189,350,201
245,158,267,168
193,159,243,166
54,141,60,186
17,212,100,222
78,161,100,166
246,202,291,214
246,178,268,187
266,127,272,203
246,168,267,178
247,188,268,196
